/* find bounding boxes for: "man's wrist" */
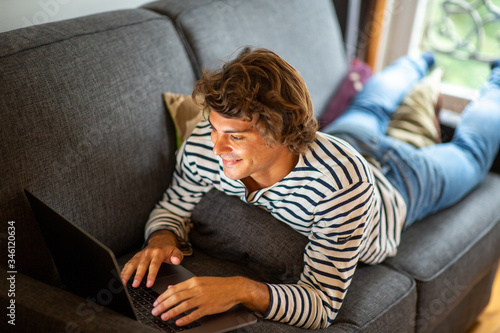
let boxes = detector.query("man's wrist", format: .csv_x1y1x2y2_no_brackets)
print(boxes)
236,277,270,314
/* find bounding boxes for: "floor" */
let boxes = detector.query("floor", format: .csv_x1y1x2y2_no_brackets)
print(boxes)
468,260,500,333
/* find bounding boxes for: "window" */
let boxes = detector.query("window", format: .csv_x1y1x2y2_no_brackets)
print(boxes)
418,0,500,91
370,0,500,109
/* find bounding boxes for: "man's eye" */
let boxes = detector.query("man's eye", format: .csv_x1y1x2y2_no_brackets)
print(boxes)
231,135,242,141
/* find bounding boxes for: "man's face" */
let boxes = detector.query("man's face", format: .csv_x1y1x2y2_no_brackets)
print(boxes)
208,111,295,191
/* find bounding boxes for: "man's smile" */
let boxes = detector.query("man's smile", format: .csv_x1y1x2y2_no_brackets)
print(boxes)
221,156,242,166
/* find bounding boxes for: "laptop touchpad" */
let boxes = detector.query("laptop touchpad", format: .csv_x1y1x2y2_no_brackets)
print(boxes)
153,264,195,293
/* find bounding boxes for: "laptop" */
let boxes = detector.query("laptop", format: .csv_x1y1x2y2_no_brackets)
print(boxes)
25,190,257,333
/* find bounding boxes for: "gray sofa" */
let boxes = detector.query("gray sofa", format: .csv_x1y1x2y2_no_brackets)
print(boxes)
1,0,499,332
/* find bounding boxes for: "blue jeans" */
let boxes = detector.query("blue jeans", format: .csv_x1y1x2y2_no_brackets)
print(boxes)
323,56,500,228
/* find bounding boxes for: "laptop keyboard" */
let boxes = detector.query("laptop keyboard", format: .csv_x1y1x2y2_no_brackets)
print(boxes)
127,281,201,332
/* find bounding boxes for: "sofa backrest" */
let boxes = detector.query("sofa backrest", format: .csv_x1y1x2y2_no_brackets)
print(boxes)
0,9,195,282
144,0,348,118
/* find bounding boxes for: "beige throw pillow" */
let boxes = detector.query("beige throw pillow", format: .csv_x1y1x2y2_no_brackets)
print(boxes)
163,92,205,148
387,68,444,148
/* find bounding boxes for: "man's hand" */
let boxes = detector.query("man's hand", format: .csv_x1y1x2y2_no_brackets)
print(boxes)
120,230,184,288
151,276,270,327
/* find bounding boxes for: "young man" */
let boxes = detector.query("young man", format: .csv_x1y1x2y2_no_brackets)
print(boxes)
121,49,500,329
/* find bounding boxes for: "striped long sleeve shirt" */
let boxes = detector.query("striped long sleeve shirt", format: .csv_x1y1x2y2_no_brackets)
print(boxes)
145,120,406,329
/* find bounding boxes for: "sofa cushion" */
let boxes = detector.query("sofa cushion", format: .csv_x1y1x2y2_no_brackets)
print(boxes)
331,264,416,333
384,173,500,332
143,0,348,118
0,9,195,282
188,189,416,332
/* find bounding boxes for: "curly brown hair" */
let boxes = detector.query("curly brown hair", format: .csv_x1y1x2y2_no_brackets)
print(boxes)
192,48,318,155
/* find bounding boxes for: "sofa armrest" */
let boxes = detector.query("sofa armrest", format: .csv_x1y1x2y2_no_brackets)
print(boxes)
0,269,157,332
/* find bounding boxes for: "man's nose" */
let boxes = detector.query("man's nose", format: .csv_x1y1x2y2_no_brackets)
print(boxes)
212,134,231,155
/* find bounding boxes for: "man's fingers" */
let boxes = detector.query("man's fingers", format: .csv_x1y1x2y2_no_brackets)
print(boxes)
120,233,184,288
122,252,149,287
153,283,190,315
154,283,181,308
150,277,250,327
176,308,207,327
131,266,146,287
147,247,180,286
120,264,134,285
160,300,202,326
170,256,181,265
169,248,184,265
120,255,142,285
147,255,165,288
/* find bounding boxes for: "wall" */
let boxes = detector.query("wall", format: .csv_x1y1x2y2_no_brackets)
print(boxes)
0,0,152,33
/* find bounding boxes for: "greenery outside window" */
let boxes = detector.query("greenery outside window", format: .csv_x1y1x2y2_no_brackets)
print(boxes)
418,0,500,92
370,0,500,114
